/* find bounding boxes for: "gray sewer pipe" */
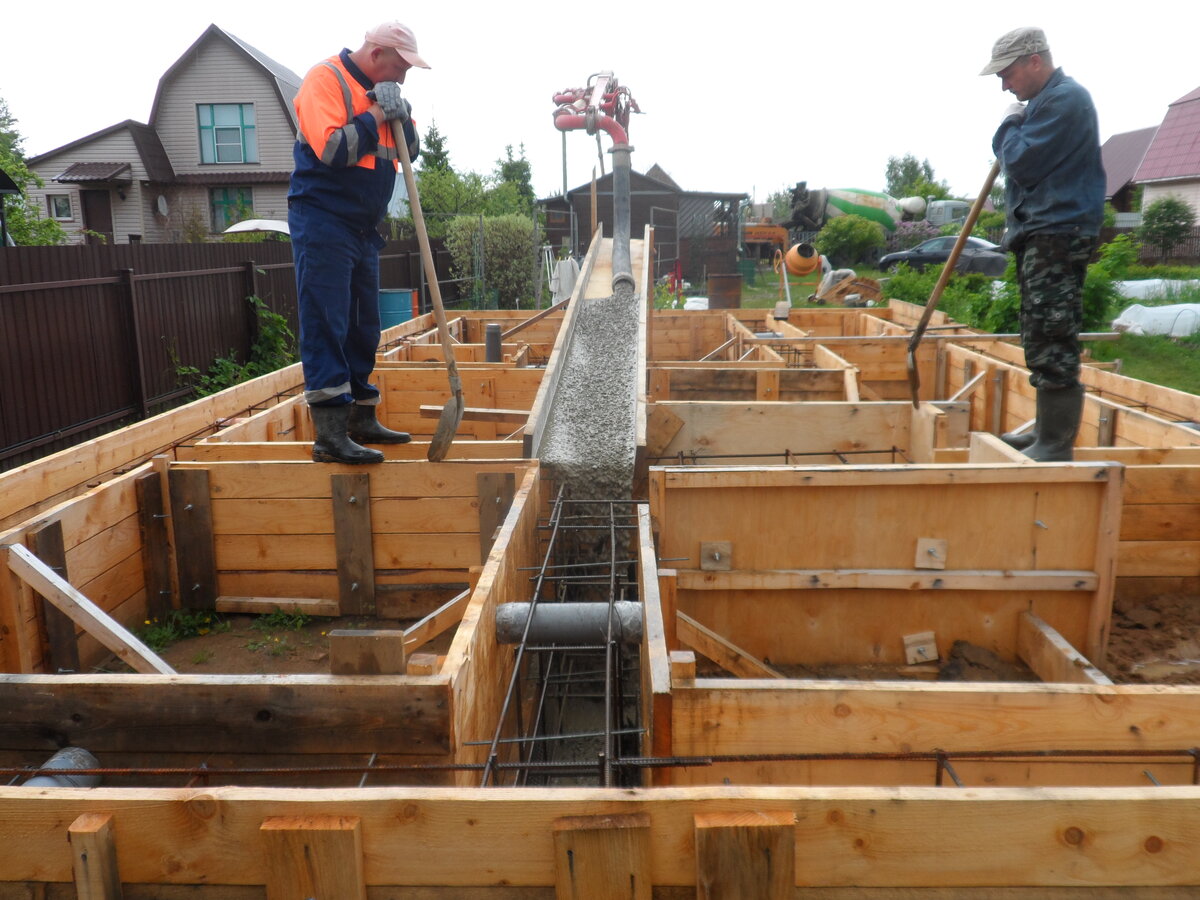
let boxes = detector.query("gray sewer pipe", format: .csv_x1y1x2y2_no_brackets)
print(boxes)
21,746,101,787
496,601,642,645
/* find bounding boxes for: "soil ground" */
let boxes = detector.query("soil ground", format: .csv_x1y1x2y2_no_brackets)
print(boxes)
1104,592,1200,684
143,613,433,675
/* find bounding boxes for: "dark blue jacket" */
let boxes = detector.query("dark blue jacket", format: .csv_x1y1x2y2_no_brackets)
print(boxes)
992,68,1106,250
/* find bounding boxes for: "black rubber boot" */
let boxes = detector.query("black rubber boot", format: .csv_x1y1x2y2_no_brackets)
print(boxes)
1022,384,1084,462
310,404,385,464
1001,426,1037,451
348,403,411,444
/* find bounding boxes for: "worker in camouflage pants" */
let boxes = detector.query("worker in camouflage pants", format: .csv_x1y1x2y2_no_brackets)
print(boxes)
1016,234,1095,389
982,27,1106,461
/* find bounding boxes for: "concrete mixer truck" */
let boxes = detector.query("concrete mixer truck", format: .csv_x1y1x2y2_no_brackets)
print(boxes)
782,182,927,235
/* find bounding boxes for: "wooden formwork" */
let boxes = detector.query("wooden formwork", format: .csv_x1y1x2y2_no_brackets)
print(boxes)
5,255,1200,895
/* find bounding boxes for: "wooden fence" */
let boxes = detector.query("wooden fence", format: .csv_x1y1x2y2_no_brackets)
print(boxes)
0,239,454,470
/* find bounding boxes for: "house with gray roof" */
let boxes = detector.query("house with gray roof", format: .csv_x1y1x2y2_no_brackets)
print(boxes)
1100,125,1157,223
26,25,300,244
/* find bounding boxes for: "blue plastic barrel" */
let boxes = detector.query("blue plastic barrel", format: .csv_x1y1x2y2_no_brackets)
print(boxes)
379,289,415,327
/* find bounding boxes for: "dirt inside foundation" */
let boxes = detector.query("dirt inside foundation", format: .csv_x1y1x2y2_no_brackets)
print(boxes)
111,613,449,676
1104,592,1200,684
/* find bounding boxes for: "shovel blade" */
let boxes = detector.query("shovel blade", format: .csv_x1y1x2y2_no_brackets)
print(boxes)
426,395,465,462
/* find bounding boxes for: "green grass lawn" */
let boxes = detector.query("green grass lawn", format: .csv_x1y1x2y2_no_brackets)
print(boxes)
1087,334,1200,395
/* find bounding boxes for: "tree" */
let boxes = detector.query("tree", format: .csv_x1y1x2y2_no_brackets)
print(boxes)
766,187,792,222
1138,195,1196,261
418,120,451,173
493,144,534,216
0,96,67,245
885,154,952,206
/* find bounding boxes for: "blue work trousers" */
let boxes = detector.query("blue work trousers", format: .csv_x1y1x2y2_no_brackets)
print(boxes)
289,200,385,407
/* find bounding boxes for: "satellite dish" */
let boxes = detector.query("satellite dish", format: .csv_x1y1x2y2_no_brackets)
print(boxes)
156,195,169,217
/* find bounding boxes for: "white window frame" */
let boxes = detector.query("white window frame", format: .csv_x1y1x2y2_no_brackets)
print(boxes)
47,194,73,220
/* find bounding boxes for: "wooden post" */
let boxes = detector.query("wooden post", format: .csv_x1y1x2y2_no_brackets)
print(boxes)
553,813,651,900
260,816,366,900
136,471,173,622
332,472,375,616
119,268,150,418
27,520,81,673
477,471,516,563
989,367,1008,435
168,467,217,610
69,813,124,900
243,261,261,353
694,810,795,899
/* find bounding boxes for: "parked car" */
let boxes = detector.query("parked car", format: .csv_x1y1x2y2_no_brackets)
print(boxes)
879,236,1008,276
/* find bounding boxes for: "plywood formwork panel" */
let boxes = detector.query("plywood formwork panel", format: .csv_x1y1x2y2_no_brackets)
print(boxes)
167,460,530,608
677,588,1093,667
447,466,542,783
0,465,154,674
0,367,306,532
5,786,1200,890
649,464,1121,665
650,402,915,466
649,368,847,403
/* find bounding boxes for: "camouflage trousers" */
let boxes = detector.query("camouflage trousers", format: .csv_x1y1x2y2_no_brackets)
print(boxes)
1015,234,1097,389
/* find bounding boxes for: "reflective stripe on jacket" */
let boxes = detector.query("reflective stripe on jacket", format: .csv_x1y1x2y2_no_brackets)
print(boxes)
288,49,416,228
296,56,397,169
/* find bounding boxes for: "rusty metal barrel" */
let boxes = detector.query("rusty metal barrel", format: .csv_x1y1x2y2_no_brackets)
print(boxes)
706,273,742,309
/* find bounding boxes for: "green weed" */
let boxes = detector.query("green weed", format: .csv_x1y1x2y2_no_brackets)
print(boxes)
253,609,312,631
136,609,227,652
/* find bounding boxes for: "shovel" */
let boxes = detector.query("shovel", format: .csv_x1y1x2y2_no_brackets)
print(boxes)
906,159,1002,408
392,119,464,460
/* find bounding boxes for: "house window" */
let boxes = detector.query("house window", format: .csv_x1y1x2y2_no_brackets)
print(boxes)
47,194,72,220
210,187,254,232
198,104,258,164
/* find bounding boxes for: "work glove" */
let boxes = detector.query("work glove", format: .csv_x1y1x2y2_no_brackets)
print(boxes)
1002,102,1026,123
370,82,410,124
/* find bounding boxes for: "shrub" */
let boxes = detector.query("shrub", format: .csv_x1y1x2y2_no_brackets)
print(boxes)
814,214,886,267
175,296,297,396
1138,196,1196,261
888,220,940,252
445,214,536,309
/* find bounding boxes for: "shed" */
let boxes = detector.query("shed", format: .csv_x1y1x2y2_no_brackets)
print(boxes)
540,164,746,283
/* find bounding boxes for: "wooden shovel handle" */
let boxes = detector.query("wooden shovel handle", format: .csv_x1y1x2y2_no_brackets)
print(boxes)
907,159,1003,407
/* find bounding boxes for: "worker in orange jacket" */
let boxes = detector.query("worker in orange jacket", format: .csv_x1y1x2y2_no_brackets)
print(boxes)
288,21,426,463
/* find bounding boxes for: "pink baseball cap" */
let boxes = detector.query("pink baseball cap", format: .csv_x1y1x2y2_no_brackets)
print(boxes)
365,21,430,69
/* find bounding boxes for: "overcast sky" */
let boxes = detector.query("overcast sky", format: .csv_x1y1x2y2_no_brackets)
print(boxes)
5,0,1195,208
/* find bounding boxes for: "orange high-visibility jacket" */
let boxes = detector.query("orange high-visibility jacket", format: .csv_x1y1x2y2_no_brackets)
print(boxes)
289,50,416,226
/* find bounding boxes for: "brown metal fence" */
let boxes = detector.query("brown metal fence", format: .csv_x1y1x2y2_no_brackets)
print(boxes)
0,239,455,470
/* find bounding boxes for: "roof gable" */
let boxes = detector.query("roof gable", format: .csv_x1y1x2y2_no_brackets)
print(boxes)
1134,86,1200,182
148,24,301,131
645,163,681,191
27,120,175,182
1101,126,1157,197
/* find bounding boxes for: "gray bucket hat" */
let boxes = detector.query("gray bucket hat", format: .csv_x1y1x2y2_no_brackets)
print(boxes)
980,27,1049,76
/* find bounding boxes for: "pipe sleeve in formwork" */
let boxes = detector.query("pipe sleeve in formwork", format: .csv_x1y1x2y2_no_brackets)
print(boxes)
22,746,101,787
610,145,634,292
495,601,643,646
485,322,503,363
